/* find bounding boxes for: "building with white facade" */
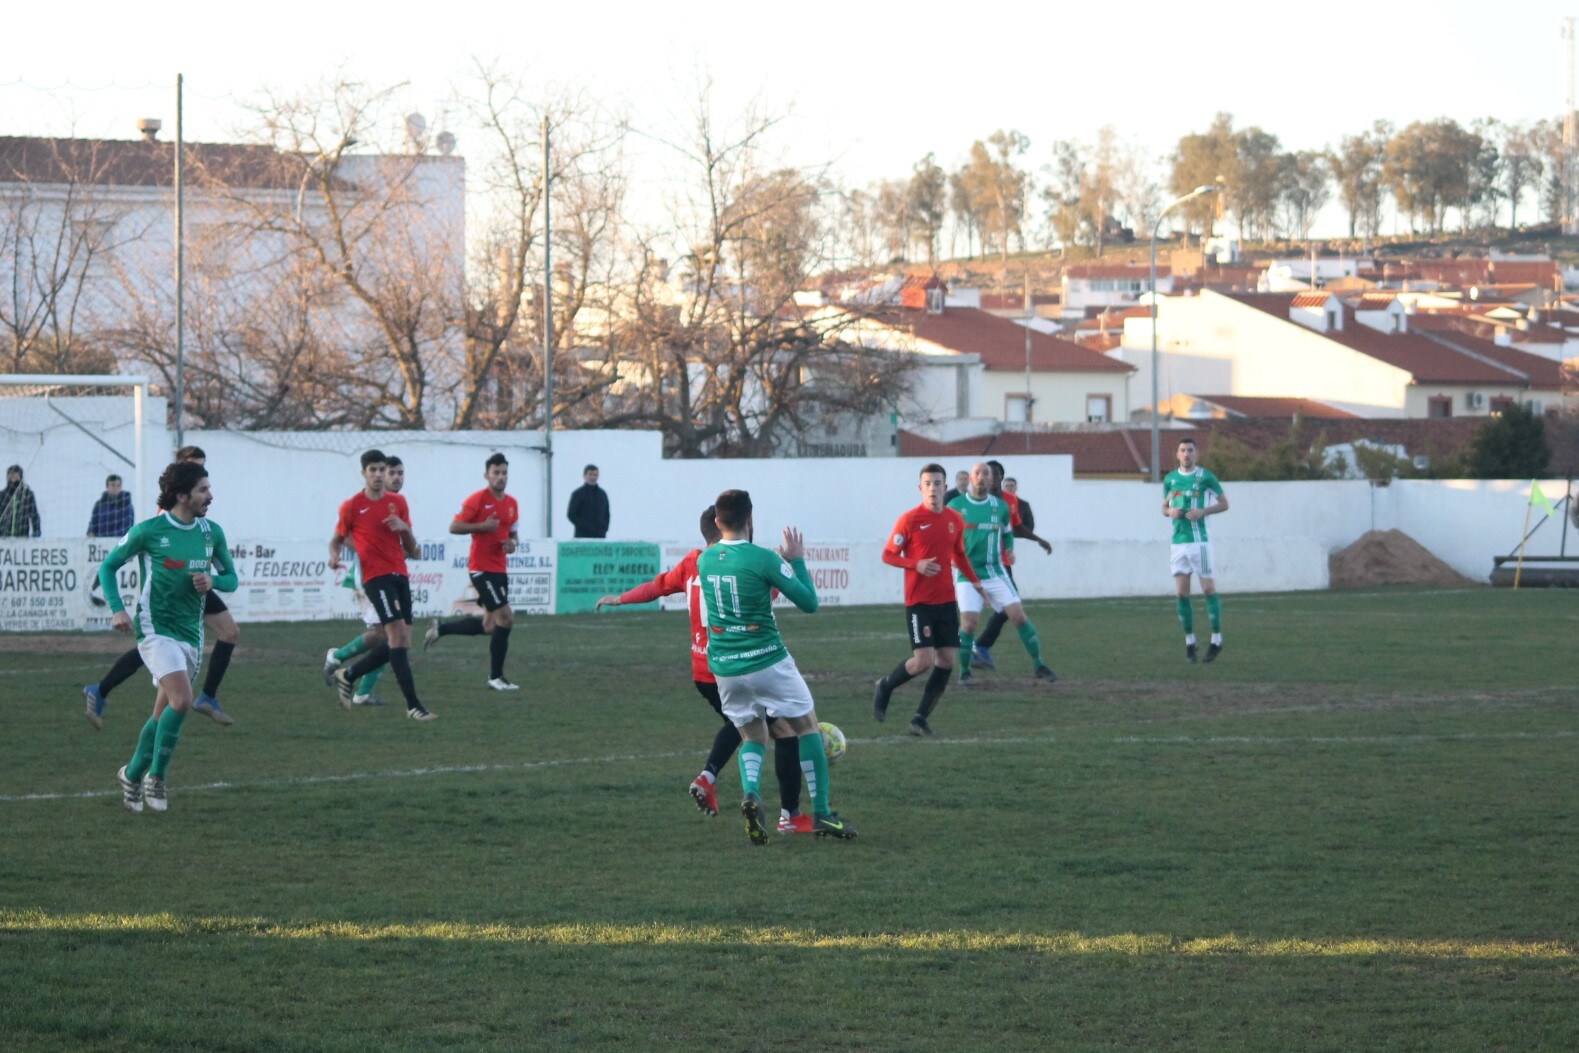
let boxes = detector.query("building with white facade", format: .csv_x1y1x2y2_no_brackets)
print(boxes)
1116,289,1571,419
0,132,465,423
823,288,1135,431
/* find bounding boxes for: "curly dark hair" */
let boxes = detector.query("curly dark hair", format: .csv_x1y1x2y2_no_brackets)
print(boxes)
158,460,209,512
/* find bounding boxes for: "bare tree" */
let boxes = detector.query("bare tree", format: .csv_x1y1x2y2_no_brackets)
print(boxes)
457,65,629,431
211,77,463,427
0,138,138,374
603,84,913,456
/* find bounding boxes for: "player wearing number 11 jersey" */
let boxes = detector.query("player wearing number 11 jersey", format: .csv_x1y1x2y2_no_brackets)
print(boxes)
700,489,856,844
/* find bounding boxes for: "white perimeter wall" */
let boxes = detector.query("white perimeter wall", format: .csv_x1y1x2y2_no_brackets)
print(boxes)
5,416,1572,604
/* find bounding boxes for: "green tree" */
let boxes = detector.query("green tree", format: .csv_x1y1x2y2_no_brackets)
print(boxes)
1278,150,1330,240
958,130,1030,262
907,154,947,264
1327,122,1388,239
1462,404,1550,479
1231,125,1284,240
1204,423,1341,481
1500,121,1545,230
1170,112,1236,237
1383,119,1482,233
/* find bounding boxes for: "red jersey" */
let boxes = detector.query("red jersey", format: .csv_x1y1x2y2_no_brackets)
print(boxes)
336,490,413,581
455,488,519,574
1000,489,1024,528
615,549,711,682
882,504,981,606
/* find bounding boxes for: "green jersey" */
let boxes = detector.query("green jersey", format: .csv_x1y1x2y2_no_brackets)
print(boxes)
1163,467,1224,544
97,513,238,647
945,492,1014,580
698,539,819,677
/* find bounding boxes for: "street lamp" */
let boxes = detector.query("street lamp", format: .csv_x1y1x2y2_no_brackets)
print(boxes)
1149,184,1217,482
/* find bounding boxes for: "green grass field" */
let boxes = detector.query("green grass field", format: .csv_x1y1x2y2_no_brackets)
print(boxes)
1,587,1575,1052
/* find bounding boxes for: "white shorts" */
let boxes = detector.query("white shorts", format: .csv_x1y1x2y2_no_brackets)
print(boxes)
718,654,816,727
1170,542,1217,580
956,575,1018,614
138,634,201,687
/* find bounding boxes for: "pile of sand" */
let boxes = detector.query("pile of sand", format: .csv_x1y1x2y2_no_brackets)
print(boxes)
1329,529,1476,588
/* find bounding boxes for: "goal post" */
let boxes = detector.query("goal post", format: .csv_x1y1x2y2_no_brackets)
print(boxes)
0,374,156,538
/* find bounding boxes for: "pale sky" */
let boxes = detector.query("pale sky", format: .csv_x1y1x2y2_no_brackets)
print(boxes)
8,0,1579,234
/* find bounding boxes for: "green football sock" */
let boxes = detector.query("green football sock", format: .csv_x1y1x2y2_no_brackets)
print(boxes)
1205,594,1222,633
125,717,159,782
357,665,385,696
737,741,766,798
957,630,975,680
151,706,187,779
1175,597,1194,633
333,636,370,663
1016,621,1044,666
799,732,831,815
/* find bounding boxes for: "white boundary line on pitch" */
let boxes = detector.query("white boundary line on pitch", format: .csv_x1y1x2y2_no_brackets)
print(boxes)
3,728,1574,805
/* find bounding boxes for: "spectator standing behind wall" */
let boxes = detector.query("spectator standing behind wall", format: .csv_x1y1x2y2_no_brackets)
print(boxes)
567,464,610,538
1,465,41,537
88,474,136,537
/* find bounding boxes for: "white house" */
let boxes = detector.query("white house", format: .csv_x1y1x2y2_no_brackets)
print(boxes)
1061,263,1172,319
0,132,465,417
824,290,1135,428
1116,289,1570,419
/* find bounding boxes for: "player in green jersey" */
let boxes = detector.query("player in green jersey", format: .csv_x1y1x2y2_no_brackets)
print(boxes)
321,455,403,704
97,460,238,813
1163,437,1230,663
945,462,1057,686
700,489,856,844
83,445,241,728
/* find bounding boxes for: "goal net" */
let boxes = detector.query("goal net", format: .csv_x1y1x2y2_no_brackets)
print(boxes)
0,375,159,540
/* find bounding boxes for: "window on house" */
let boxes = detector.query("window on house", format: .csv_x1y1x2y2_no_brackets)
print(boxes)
1085,394,1112,423
1489,396,1515,414
1427,396,1453,418
1005,394,1032,423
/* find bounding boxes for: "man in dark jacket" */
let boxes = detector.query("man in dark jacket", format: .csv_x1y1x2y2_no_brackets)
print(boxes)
1,465,41,537
566,464,610,538
88,474,136,537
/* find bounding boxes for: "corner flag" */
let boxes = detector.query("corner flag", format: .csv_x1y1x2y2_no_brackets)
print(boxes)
1528,481,1556,516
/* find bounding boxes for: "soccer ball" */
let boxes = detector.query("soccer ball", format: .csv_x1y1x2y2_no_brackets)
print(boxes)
819,722,847,765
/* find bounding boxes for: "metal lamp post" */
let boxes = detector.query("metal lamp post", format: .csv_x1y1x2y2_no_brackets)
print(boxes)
1149,184,1217,482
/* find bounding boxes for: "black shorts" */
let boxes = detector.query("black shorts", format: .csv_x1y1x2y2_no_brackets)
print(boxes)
469,571,510,612
906,602,960,650
203,591,229,616
362,573,414,625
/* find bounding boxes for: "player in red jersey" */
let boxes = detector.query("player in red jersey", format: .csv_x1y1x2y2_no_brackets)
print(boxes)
423,453,521,690
595,507,811,833
872,462,986,737
328,449,435,720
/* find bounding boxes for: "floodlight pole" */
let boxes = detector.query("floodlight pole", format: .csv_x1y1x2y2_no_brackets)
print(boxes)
174,73,186,450
1149,185,1216,483
542,114,554,538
